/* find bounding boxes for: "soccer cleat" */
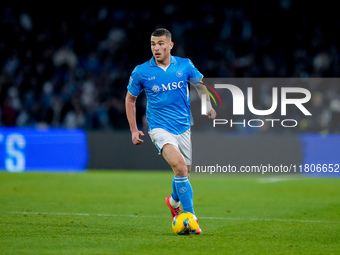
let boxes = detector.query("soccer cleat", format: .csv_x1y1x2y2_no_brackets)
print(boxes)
165,196,181,219
191,215,202,234
195,225,202,234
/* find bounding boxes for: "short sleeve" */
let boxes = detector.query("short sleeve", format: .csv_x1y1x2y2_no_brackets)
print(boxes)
187,59,203,86
127,66,143,97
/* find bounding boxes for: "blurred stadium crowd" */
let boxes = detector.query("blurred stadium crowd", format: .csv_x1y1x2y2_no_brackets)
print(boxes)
1,2,340,133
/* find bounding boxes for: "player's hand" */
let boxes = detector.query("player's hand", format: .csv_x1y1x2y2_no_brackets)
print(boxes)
207,109,216,119
131,130,145,145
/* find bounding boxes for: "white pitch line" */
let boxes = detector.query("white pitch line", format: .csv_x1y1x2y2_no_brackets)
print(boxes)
257,178,297,184
3,211,335,223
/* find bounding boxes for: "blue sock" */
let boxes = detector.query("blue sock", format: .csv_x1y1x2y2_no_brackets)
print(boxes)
171,176,179,202
174,175,194,214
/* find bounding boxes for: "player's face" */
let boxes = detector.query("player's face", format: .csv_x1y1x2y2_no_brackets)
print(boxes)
151,35,173,63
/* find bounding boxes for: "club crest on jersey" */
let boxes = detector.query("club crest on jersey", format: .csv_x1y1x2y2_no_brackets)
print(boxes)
152,84,161,93
176,70,183,77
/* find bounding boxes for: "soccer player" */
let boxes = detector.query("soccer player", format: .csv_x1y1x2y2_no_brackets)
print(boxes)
125,28,216,234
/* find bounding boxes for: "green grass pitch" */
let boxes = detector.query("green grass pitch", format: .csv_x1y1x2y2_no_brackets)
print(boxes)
1,170,339,255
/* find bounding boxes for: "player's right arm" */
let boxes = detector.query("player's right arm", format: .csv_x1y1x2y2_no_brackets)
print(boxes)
125,92,144,145
126,66,145,145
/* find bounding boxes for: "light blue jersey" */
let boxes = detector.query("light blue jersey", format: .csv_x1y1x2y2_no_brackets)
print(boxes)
127,55,203,135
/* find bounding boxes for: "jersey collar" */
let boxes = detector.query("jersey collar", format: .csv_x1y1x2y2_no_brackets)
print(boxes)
150,55,176,67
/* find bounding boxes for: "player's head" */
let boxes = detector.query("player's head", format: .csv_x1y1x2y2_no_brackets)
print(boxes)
151,28,174,63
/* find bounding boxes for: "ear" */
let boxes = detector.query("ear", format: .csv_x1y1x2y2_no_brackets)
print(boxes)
169,41,174,50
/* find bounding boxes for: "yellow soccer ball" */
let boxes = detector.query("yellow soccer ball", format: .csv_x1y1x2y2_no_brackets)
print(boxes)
172,212,199,235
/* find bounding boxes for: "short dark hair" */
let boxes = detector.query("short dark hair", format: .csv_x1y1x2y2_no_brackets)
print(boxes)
151,28,172,41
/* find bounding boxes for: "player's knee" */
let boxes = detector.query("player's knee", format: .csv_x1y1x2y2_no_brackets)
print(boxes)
173,161,188,177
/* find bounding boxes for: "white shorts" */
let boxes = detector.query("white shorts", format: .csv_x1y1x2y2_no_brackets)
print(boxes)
148,128,192,165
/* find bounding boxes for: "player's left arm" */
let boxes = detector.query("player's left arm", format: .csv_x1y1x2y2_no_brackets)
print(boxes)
194,83,217,119
187,58,216,119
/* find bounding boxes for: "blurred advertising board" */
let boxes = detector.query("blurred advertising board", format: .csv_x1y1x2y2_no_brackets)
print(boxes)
0,128,88,172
